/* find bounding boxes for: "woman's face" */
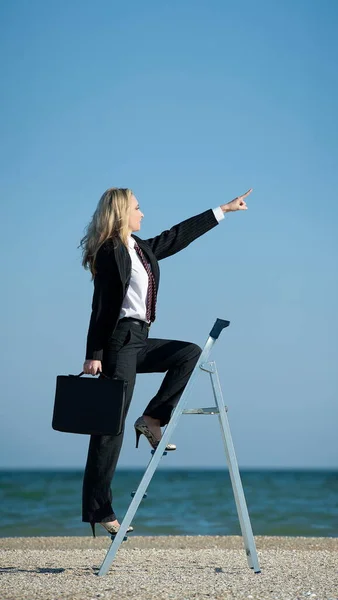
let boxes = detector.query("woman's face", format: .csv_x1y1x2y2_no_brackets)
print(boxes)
128,194,144,232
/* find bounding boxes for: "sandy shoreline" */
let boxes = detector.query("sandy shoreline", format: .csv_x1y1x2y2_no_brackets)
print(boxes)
1,535,337,600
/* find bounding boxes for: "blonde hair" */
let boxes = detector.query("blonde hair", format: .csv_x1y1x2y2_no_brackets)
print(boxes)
80,187,133,277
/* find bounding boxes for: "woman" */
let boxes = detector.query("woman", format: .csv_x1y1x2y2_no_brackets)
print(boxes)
80,186,252,537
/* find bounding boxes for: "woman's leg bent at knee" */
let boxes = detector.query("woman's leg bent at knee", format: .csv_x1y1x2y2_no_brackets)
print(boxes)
137,338,202,426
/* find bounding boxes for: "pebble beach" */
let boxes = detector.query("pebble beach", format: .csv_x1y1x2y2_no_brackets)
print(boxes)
1,535,337,600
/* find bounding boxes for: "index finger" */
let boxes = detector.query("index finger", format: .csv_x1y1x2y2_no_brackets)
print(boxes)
242,188,253,199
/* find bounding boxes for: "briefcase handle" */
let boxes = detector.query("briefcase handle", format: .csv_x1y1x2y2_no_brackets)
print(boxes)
69,372,111,378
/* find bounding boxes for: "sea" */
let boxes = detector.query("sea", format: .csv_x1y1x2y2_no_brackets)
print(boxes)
0,469,337,538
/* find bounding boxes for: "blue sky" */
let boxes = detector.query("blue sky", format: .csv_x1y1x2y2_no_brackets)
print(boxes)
1,0,337,469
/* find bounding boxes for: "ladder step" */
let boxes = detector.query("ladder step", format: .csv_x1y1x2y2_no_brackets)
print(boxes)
183,406,226,414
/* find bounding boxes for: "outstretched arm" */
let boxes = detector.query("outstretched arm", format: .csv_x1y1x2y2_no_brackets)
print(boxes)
142,209,219,260
143,189,253,260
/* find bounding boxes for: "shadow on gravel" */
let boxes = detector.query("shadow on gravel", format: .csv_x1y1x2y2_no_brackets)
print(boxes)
0,567,66,574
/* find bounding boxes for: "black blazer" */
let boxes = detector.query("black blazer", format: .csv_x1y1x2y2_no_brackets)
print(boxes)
85,208,219,360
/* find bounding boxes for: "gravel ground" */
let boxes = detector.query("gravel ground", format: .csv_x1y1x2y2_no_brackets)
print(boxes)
0,536,337,600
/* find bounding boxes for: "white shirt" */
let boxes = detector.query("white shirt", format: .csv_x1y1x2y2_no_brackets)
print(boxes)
119,207,224,322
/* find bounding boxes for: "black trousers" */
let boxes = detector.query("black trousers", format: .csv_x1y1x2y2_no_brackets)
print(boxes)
82,319,202,524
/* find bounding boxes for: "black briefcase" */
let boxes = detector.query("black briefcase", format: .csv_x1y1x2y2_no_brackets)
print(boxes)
52,372,128,436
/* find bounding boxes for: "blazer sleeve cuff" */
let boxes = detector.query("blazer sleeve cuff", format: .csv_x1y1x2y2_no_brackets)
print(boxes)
85,348,103,361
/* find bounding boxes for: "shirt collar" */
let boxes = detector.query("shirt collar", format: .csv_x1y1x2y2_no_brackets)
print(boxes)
128,236,136,249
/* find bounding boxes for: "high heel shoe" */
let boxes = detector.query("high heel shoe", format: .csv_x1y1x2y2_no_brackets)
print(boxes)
90,521,133,538
134,416,176,451
100,522,134,536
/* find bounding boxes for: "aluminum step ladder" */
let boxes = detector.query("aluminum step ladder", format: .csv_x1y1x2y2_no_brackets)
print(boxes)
98,318,261,576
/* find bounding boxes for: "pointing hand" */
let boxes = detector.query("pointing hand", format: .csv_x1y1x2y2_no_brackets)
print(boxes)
221,188,253,213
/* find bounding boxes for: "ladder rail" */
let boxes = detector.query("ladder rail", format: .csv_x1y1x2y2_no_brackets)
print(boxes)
209,365,260,573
